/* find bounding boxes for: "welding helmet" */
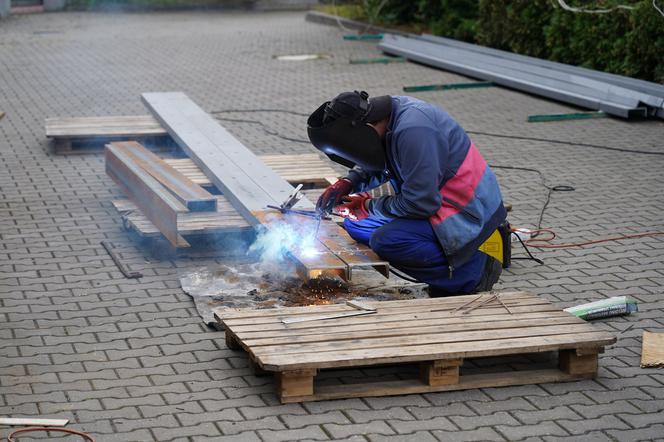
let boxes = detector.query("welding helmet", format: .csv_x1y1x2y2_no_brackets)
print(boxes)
307,91,392,171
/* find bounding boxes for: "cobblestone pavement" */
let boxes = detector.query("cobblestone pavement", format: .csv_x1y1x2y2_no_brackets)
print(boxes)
1,10,664,442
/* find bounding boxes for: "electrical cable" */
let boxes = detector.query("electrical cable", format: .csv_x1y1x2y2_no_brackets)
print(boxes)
389,267,420,283
524,229,664,248
210,108,310,117
467,130,664,156
7,427,95,442
213,116,310,144
209,109,664,157
556,0,635,13
654,0,664,17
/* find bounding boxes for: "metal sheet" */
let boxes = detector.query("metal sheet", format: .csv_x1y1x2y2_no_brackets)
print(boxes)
419,34,664,102
415,35,664,114
379,35,648,118
142,92,313,226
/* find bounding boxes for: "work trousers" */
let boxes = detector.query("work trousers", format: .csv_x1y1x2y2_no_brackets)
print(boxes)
344,216,487,294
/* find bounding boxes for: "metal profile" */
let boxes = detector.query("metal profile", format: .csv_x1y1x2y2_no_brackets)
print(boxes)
379,34,660,119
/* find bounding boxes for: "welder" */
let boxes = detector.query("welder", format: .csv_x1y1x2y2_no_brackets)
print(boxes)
307,91,508,296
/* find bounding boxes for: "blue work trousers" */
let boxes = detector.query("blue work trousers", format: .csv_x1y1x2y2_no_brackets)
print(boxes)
344,216,487,294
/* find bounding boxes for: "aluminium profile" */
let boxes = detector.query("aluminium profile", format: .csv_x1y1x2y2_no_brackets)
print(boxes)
379,35,647,118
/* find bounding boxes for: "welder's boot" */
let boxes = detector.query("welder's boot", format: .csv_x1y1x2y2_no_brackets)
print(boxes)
474,255,503,293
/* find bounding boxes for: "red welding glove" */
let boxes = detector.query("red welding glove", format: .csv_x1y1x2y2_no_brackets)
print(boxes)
334,192,371,221
316,178,353,214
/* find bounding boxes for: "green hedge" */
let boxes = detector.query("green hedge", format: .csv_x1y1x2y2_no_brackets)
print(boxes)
341,0,664,83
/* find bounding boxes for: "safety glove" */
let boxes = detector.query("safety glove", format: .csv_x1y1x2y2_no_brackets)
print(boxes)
334,192,371,221
316,178,353,214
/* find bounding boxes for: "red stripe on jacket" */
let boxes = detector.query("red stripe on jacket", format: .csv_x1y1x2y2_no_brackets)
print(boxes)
430,143,487,225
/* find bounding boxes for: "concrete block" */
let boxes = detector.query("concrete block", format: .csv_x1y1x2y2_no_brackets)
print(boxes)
44,0,66,11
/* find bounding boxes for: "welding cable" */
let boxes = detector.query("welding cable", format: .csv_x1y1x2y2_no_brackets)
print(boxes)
7,427,94,442
467,130,664,156
210,109,664,157
389,268,420,283
212,116,310,144
490,164,575,234
524,230,664,249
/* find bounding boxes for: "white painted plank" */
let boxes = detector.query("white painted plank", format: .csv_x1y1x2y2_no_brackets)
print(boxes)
0,417,69,426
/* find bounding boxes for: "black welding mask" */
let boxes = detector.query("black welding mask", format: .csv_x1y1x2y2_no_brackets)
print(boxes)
307,91,392,172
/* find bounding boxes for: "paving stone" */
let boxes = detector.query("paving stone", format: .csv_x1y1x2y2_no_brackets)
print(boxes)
368,431,438,442
432,427,506,442
1,9,664,442
324,421,395,439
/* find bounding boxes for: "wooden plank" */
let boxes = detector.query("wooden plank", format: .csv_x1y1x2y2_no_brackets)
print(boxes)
105,144,188,247
225,303,562,334
221,292,545,324
113,197,251,236
243,315,584,347
220,291,536,320
45,115,166,138
279,368,593,403
257,332,616,371
110,141,217,212
251,323,600,357
0,418,69,427
232,310,576,340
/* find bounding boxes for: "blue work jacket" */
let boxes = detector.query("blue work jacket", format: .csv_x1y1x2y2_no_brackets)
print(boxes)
346,96,507,273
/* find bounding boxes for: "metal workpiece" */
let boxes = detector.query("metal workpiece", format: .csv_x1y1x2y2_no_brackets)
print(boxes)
418,33,664,100
105,143,188,248
142,92,314,226
380,34,663,119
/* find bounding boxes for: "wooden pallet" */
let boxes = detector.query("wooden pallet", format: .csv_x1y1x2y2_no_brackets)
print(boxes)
46,115,170,153
112,153,340,239
218,292,616,403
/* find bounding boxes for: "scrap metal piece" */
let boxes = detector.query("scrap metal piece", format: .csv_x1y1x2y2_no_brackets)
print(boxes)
101,241,143,279
282,310,376,324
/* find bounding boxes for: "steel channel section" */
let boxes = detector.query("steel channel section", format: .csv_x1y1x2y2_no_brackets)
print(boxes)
105,144,187,247
416,35,664,115
113,141,218,212
419,34,664,105
142,92,313,225
379,35,646,118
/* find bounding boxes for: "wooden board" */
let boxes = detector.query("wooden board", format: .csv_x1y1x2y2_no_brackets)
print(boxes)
105,144,189,248
45,115,166,138
219,291,616,403
164,154,339,188
641,331,664,368
110,141,217,212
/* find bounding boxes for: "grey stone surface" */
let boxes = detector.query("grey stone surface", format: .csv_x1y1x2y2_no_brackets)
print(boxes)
1,9,664,442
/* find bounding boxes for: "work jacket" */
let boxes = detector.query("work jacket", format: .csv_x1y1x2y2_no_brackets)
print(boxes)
346,96,507,274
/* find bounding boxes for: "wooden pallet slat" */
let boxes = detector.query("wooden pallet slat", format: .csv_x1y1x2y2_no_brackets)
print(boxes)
220,292,616,403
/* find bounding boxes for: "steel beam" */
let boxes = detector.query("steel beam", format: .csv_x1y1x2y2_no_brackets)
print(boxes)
105,143,188,248
418,34,664,103
111,141,217,212
379,35,650,119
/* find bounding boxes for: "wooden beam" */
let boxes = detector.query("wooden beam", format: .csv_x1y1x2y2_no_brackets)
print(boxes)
110,141,217,212
105,143,189,248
